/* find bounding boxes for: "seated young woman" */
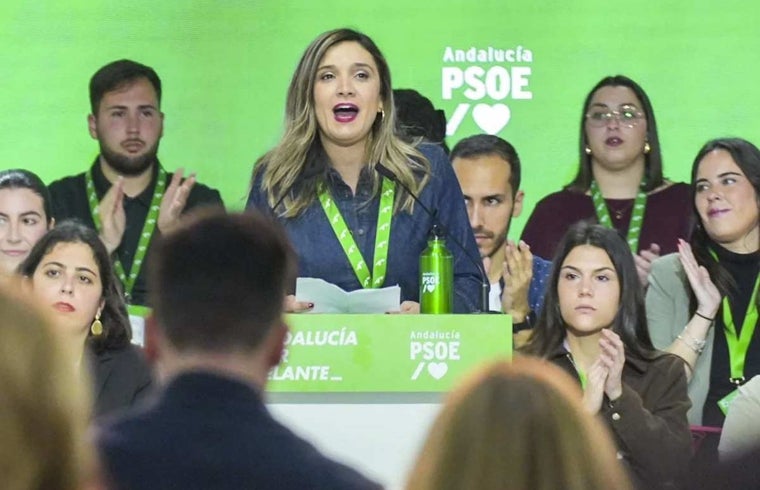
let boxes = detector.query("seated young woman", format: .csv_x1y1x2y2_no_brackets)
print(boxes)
19,220,153,417
0,169,53,281
522,221,692,490
647,138,760,429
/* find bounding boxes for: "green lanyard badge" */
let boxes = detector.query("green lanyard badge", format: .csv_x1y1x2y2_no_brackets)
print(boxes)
86,166,168,303
318,177,394,289
721,274,760,386
590,180,647,252
709,249,760,386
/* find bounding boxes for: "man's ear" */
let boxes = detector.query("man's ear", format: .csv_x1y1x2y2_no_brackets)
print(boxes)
512,190,525,218
87,114,98,140
266,321,289,369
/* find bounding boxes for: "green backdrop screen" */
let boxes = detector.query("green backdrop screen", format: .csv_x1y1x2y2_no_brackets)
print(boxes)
4,1,759,237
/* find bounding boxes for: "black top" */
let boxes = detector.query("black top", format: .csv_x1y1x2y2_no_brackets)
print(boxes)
703,244,760,426
97,371,382,490
49,159,223,306
89,344,154,419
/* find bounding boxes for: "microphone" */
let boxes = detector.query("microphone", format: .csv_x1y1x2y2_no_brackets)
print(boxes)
375,162,491,313
270,162,323,217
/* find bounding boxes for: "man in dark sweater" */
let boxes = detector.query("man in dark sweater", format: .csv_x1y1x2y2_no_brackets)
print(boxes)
48,59,222,307
97,210,382,490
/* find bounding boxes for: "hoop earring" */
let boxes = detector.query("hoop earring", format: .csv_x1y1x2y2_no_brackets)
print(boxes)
584,145,592,155
90,312,103,336
644,141,651,154
378,108,385,121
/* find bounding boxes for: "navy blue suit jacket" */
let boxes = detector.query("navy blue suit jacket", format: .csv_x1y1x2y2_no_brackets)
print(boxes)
97,371,382,490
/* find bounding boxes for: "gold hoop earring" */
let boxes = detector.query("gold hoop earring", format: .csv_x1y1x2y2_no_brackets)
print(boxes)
378,108,385,121
584,145,592,155
644,141,651,154
90,312,103,336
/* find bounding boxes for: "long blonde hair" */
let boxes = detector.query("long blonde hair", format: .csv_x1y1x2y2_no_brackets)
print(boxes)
255,28,430,217
406,358,632,490
0,285,93,490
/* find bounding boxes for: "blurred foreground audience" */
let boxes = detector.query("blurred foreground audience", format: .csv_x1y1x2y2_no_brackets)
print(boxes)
406,357,632,490
0,286,96,490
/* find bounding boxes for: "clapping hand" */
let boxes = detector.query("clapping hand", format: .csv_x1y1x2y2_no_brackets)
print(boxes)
583,358,608,414
634,243,661,288
500,240,534,322
158,168,196,234
98,176,126,253
599,329,625,401
677,239,720,318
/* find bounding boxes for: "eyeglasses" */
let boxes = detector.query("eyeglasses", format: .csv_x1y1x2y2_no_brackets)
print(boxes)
585,105,644,128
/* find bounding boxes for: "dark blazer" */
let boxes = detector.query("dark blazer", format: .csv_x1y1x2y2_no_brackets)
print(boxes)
89,344,154,418
549,347,692,490
97,371,382,490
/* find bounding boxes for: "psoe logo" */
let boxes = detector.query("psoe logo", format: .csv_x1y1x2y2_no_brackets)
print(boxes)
441,45,533,136
410,334,461,381
421,272,439,293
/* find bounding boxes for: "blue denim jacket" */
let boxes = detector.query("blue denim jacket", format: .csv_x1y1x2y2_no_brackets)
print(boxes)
246,144,482,312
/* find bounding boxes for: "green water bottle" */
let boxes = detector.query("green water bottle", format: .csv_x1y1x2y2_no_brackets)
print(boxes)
419,227,454,314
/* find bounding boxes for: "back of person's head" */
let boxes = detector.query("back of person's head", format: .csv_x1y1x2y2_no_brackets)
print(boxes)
406,358,632,490
149,210,295,353
393,89,449,153
89,59,162,114
450,134,521,192
0,286,92,490
0,169,53,224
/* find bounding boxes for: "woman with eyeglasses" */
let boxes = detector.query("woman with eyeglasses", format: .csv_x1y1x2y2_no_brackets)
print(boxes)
521,76,690,287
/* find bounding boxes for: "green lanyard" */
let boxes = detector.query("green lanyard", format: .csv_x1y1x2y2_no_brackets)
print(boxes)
85,166,167,303
317,178,394,288
589,180,647,252
721,274,760,385
709,249,760,385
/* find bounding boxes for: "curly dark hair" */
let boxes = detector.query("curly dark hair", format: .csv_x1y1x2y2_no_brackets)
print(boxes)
18,220,131,354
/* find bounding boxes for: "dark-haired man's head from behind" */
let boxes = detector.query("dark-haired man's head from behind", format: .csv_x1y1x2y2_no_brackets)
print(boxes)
451,134,523,261
149,210,295,383
393,88,450,154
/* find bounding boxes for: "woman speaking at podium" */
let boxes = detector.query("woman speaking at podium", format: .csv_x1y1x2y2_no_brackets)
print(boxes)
247,28,481,313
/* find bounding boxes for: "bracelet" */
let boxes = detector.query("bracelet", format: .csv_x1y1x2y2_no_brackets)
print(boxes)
677,331,706,355
694,311,715,322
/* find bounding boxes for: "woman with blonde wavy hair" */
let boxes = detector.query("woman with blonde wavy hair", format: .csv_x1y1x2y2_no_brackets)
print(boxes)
406,358,632,490
0,286,95,490
247,28,481,313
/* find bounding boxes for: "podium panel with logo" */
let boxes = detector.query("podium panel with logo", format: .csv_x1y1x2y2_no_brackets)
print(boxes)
267,314,512,489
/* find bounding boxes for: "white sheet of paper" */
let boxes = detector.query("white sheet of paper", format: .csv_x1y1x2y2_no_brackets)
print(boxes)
296,277,401,313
